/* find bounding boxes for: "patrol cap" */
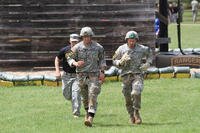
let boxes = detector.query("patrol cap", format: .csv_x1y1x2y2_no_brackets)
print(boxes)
80,27,94,37
125,31,139,41
70,33,79,42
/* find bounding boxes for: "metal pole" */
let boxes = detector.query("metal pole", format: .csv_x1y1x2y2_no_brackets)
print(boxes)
177,0,185,55
159,0,168,52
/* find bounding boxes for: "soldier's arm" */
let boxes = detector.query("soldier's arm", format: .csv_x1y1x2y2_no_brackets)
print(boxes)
140,47,153,71
145,47,153,65
55,48,65,78
66,46,85,67
54,56,61,79
99,47,107,71
112,48,123,67
65,46,76,67
97,47,106,84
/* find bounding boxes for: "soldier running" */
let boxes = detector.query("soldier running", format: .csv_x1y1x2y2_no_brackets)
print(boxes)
112,30,153,125
66,27,106,127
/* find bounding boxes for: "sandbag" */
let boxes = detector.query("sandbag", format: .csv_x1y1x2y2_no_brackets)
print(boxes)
174,67,190,73
28,75,44,81
44,75,58,87
105,66,119,77
145,67,160,79
12,75,29,82
117,69,122,75
175,73,191,78
159,67,174,73
193,48,200,52
0,73,14,81
159,67,174,78
173,48,180,53
105,76,119,82
193,48,200,55
0,72,4,79
195,72,200,78
146,67,159,74
183,48,194,53
44,75,57,81
145,73,160,79
0,80,14,87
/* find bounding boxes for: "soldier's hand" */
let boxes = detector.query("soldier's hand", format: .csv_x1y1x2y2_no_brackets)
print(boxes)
55,71,61,80
119,53,131,66
73,60,85,67
140,63,150,71
99,71,105,84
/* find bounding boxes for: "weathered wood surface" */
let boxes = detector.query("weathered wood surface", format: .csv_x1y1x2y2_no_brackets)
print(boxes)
0,0,156,68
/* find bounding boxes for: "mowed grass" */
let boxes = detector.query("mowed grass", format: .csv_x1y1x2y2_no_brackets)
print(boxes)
182,10,200,24
1,79,200,133
168,10,200,49
169,23,200,49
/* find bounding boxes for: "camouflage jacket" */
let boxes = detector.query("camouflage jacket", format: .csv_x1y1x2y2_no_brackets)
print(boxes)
66,40,106,73
112,43,153,76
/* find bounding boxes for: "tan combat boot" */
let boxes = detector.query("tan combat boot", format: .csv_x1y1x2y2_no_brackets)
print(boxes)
84,112,89,121
129,114,135,124
134,110,142,124
84,116,93,127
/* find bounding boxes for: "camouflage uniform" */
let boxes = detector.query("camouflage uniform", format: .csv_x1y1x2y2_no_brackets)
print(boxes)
55,34,81,118
67,40,106,118
113,42,152,124
61,72,81,116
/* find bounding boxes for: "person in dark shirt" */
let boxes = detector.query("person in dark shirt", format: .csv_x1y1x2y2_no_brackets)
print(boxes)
55,34,81,118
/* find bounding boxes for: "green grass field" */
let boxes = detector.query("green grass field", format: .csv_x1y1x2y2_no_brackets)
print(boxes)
168,10,200,49
1,79,200,133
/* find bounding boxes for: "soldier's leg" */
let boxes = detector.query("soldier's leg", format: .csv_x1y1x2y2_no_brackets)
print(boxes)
122,75,135,123
71,79,82,117
133,94,142,124
85,75,101,127
78,77,88,110
123,90,135,124
80,85,88,111
131,75,144,124
62,73,73,101
77,75,89,122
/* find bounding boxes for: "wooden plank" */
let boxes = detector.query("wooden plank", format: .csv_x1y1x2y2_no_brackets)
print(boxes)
0,59,55,67
0,3,154,9
0,26,154,37
1,19,154,29
0,51,57,59
0,34,155,43
0,11,155,20
0,5,154,12
1,17,155,24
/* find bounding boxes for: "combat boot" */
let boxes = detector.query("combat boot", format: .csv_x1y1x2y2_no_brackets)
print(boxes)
84,112,89,122
84,116,93,127
134,110,142,124
129,114,135,124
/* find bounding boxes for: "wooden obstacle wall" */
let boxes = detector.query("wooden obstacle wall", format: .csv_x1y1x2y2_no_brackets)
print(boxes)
0,0,156,68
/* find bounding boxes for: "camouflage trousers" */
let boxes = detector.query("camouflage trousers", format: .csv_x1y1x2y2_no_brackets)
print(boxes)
121,73,144,116
77,72,101,114
62,72,81,116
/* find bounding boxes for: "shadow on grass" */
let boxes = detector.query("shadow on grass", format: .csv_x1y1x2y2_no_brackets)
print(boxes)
98,114,117,117
142,122,182,126
93,122,182,128
94,122,133,127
